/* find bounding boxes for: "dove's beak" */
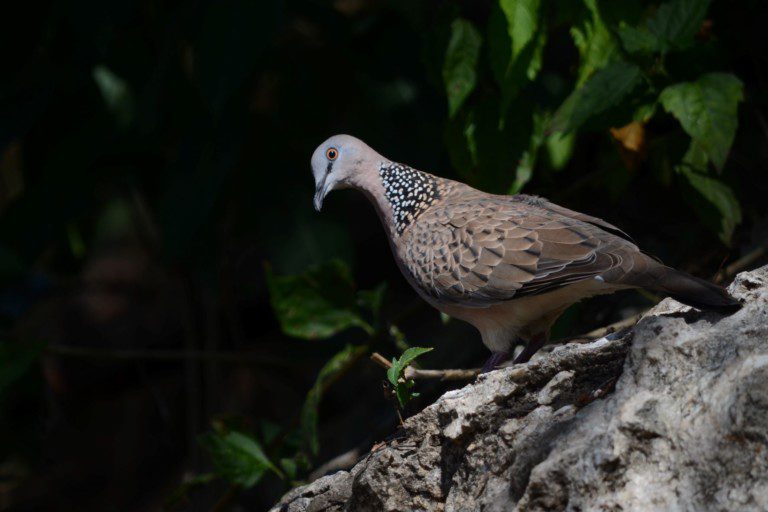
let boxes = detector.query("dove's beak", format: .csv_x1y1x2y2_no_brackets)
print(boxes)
313,180,326,212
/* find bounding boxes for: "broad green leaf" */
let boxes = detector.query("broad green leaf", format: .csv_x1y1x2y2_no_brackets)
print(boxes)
301,344,367,455
618,0,712,54
265,260,373,340
500,0,540,66
0,340,45,395
488,2,546,116
570,0,619,86
552,61,643,134
660,73,744,171
199,429,281,487
647,0,711,52
443,18,482,118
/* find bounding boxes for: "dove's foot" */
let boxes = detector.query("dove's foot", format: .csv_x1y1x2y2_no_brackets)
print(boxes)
480,351,510,374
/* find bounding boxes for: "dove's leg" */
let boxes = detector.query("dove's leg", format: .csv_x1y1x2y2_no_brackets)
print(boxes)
480,351,510,374
512,332,548,364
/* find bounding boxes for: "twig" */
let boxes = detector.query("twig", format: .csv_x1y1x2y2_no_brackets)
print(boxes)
552,312,644,346
714,245,767,284
404,367,480,380
370,352,392,369
308,448,362,482
370,352,480,380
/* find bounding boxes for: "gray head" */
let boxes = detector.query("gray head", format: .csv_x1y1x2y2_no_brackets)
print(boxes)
311,134,384,211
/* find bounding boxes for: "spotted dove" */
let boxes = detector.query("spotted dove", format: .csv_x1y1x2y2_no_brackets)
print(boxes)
310,135,740,371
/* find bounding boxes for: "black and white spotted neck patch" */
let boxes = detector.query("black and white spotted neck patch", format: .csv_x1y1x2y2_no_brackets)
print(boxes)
379,162,441,235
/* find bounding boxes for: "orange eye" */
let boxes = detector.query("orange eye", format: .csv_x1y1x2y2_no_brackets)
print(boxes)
326,147,338,160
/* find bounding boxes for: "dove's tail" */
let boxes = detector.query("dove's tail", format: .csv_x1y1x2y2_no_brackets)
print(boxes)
622,254,741,312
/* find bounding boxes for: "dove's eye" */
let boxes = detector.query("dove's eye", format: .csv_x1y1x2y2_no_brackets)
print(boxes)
326,148,338,160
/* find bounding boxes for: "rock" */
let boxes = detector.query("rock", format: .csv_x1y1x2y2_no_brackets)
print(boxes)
269,266,768,512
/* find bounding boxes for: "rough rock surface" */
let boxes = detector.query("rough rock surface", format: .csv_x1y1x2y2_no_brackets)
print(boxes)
270,266,768,512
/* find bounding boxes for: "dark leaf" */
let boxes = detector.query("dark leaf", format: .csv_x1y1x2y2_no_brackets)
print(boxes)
660,73,744,171
198,429,281,488
443,18,482,118
552,61,643,133
266,260,373,340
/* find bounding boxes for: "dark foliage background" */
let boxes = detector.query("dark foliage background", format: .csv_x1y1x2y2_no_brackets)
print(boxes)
1,0,766,510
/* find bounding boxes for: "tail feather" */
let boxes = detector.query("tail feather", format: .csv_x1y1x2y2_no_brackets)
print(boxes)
622,254,741,312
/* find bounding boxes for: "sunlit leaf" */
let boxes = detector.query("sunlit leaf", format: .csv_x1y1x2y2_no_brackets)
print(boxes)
301,344,368,455
489,0,547,118
660,73,744,171
198,429,281,487
386,346,433,408
570,0,619,86
265,260,373,340
443,18,482,118
552,61,643,133
545,130,576,171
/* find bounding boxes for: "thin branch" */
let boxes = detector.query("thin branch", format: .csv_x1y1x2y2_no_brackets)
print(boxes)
714,245,767,284
370,352,392,369
405,367,480,380
370,352,480,380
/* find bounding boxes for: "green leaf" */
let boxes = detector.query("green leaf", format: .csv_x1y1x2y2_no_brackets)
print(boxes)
570,0,619,86
679,168,742,245
648,0,711,52
265,260,373,340
386,347,433,408
443,18,482,118
488,2,546,117
386,346,433,387
0,340,45,395
552,61,643,133
618,0,712,54
499,0,540,65
510,110,546,194
301,344,367,455
199,429,281,488
617,23,660,54
659,73,744,171
545,130,576,170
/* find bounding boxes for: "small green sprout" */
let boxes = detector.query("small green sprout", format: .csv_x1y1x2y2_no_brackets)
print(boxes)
386,347,433,408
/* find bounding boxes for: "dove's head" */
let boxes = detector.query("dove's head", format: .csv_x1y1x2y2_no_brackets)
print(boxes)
311,134,384,211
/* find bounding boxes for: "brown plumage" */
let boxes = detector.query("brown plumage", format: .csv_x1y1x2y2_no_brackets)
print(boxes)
311,135,740,370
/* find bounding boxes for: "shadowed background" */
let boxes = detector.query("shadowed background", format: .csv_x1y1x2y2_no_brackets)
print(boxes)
1,0,767,510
